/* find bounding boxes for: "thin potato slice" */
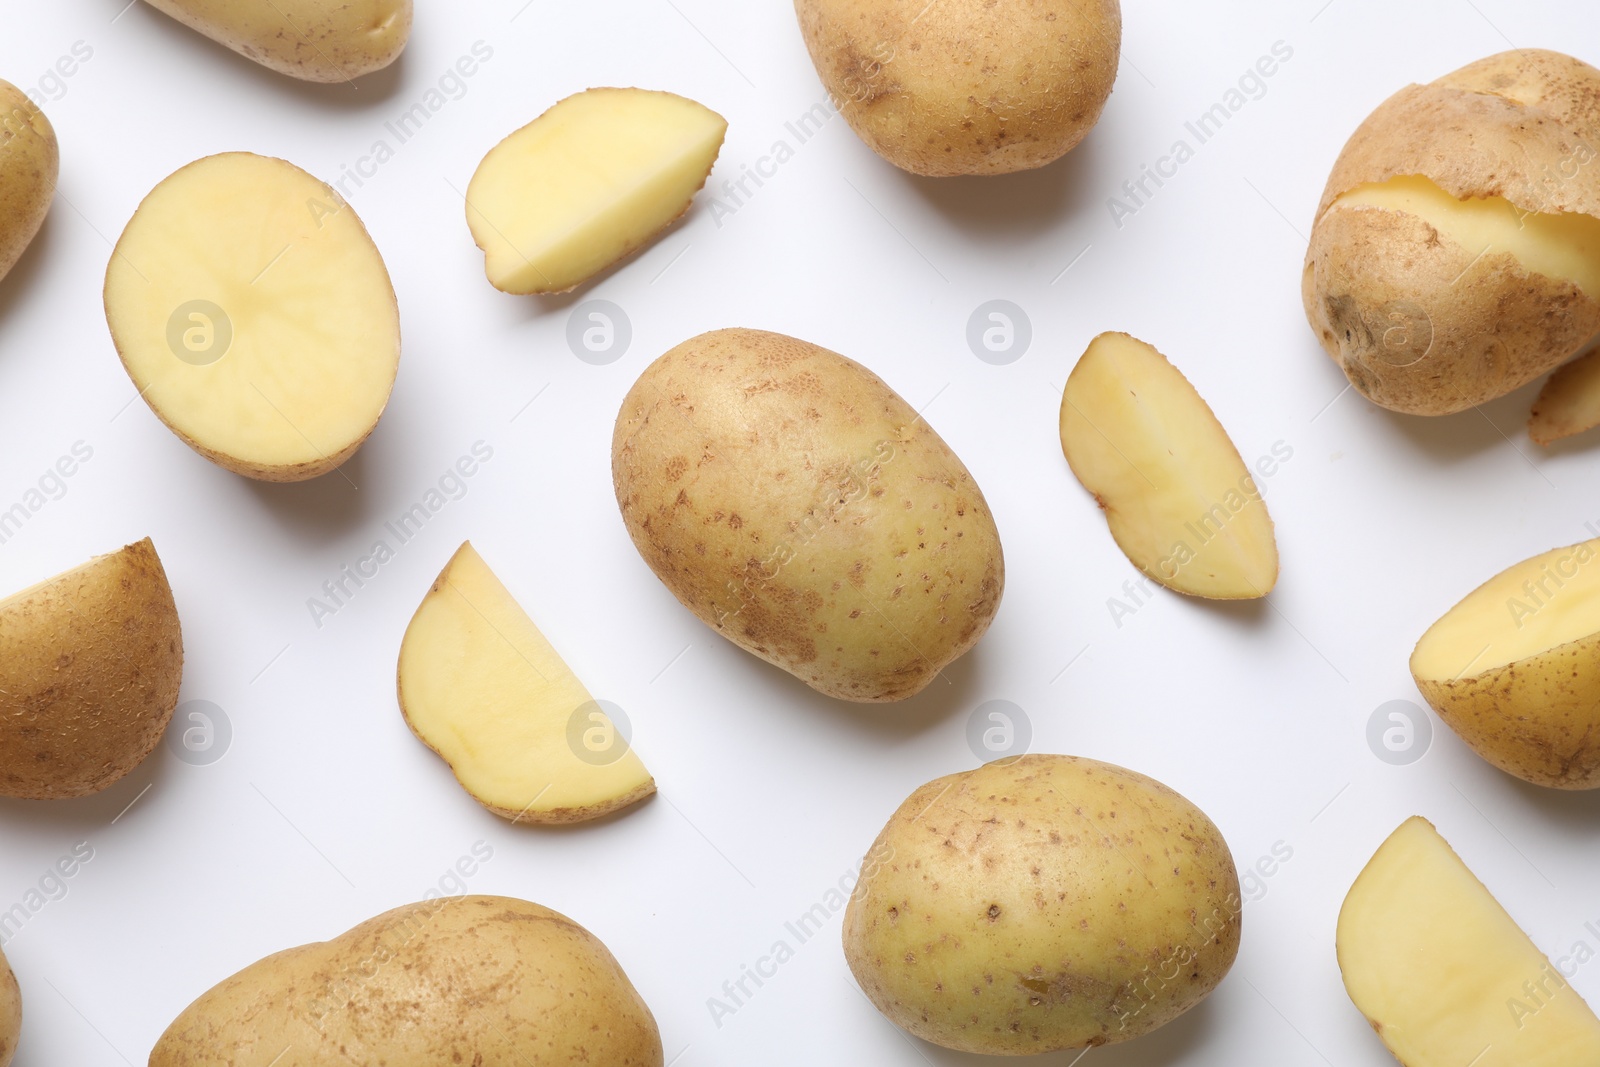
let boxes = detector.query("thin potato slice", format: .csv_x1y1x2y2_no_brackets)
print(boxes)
105,153,400,482
466,88,727,294
1338,818,1600,1066
398,542,654,824
1059,332,1278,599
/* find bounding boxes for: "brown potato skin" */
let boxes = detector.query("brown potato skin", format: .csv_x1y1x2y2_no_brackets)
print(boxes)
0,82,56,285
843,755,1242,1054
794,0,1120,176
0,539,182,799
141,0,412,82
1303,49,1600,415
0,947,18,1067
150,896,663,1067
1530,342,1600,445
612,328,1003,702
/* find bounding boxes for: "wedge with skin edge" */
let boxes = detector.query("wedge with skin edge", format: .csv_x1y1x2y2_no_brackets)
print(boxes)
1338,817,1600,1066
1530,337,1600,445
466,88,727,294
1412,539,1600,789
1059,332,1279,599
398,542,654,824
105,153,400,482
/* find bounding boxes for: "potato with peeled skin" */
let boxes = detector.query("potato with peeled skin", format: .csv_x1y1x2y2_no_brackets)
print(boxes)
843,755,1241,1054
467,88,727,294
149,895,663,1067
0,81,55,285
140,0,411,82
612,328,1003,703
0,946,17,1067
0,539,182,800
1339,818,1600,1066
1412,538,1600,789
398,541,655,824
1303,49,1600,416
104,153,400,482
1530,336,1600,445
794,0,1120,176
1060,332,1278,599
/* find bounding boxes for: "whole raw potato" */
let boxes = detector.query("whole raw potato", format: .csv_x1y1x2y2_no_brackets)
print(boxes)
0,80,57,284
0,538,183,799
794,0,1121,176
141,0,411,82
0,946,18,1067
611,328,1004,702
844,755,1242,1053
1303,49,1600,415
150,895,663,1066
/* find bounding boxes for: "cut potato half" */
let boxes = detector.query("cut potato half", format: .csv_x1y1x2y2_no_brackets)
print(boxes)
466,88,727,294
105,153,400,482
397,542,654,824
0,539,183,799
1412,539,1600,788
1338,817,1600,1066
1530,336,1600,446
1059,332,1279,599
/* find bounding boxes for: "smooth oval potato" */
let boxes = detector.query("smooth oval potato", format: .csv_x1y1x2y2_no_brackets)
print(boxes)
0,539,182,799
0,946,17,1067
1303,49,1600,416
843,755,1241,1053
150,895,663,1066
141,0,411,82
794,0,1120,176
612,328,1004,702
0,81,56,284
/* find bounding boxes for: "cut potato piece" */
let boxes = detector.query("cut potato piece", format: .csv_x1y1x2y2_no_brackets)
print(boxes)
1412,539,1600,788
0,942,18,1067
0,539,183,799
466,88,727,294
105,153,400,482
1530,336,1600,445
1059,332,1279,599
141,0,411,83
1338,817,1600,1066
398,542,654,824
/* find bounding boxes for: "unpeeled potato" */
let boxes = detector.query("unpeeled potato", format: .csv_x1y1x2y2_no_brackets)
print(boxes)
0,80,56,284
0,947,17,1067
141,0,411,82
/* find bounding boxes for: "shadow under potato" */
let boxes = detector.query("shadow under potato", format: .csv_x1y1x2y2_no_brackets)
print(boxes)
240,447,379,539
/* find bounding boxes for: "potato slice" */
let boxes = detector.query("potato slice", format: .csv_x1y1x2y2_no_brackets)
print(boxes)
0,81,56,285
398,542,654,824
1338,817,1600,1066
1530,336,1600,446
1412,539,1600,789
104,153,400,482
466,88,726,294
141,0,411,82
0,539,183,799
1059,332,1278,599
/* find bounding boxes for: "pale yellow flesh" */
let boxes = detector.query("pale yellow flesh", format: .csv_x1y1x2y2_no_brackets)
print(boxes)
1338,818,1600,1067
1059,332,1278,599
466,88,727,294
398,542,653,822
1333,177,1600,297
1412,539,1600,680
105,153,399,476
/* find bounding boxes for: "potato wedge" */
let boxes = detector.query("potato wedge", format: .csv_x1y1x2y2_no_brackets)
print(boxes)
1412,538,1600,789
466,88,726,294
1530,337,1600,446
1059,332,1278,599
0,539,182,799
0,81,55,285
1338,817,1600,1066
141,0,411,82
398,542,654,823
105,153,400,482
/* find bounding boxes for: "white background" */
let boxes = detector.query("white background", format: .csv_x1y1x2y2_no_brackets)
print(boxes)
0,1,1598,1064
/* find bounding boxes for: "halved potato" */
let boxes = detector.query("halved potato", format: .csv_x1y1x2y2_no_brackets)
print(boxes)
466,88,727,294
0,539,183,799
1339,817,1600,1066
105,152,400,482
1059,332,1278,599
1412,539,1600,789
398,542,654,824
1530,336,1600,445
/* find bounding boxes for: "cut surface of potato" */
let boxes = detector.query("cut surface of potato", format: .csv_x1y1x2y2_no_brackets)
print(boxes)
0,539,182,799
398,542,654,824
466,88,726,294
1530,337,1600,445
1339,818,1600,1066
105,153,400,482
1059,332,1278,599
